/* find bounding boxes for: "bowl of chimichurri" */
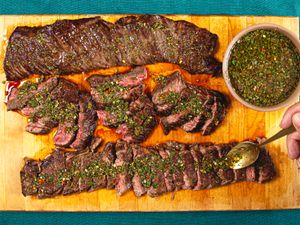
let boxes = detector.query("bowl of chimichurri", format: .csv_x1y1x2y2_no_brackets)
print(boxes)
223,23,300,111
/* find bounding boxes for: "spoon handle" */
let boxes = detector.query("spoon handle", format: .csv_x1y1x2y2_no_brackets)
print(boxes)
259,124,296,147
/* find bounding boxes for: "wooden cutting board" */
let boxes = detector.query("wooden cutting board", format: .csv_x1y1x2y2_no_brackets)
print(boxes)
0,15,299,211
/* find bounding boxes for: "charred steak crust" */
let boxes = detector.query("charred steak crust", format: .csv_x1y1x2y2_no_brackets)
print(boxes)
5,15,221,81
151,71,228,135
7,77,97,150
21,140,275,198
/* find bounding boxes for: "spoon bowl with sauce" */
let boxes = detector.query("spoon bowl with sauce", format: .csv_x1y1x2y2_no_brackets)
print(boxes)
228,124,296,169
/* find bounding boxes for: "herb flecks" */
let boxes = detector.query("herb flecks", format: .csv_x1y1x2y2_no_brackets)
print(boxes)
17,81,79,129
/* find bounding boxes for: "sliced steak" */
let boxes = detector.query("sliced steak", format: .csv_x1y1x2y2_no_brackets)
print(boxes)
21,140,276,198
255,148,276,183
215,144,235,185
26,117,58,134
20,159,41,196
78,151,106,192
164,142,185,190
70,93,97,150
49,78,79,103
63,152,81,195
200,92,228,135
101,142,117,189
178,144,197,189
54,122,77,147
87,67,147,108
96,110,119,128
6,77,98,149
152,72,187,115
147,148,167,197
114,140,133,195
131,144,149,197
37,150,66,198
151,71,228,135
87,67,155,143
157,144,176,192
190,144,208,190
118,95,156,143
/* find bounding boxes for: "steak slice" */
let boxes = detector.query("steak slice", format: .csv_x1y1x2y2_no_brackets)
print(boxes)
200,92,227,136
157,144,176,192
116,95,156,143
198,145,222,189
87,67,147,107
37,150,66,198
114,140,133,196
7,77,59,111
147,148,167,197
215,144,235,185
20,159,41,196
160,111,189,135
5,16,221,81
26,117,58,134
77,151,104,192
49,78,79,104
152,72,187,115
63,152,81,195
70,93,97,150
54,121,77,147
131,144,149,197
164,142,185,190
6,87,36,111
178,144,197,189
101,142,117,189
255,148,276,183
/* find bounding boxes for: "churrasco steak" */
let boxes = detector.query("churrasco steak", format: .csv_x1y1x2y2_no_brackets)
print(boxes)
4,15,221,81
151,71,228,135
87,66,157,143
21,139,275,198
6,77,97,150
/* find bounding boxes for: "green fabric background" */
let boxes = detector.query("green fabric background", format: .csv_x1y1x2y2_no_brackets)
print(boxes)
1,0,300,224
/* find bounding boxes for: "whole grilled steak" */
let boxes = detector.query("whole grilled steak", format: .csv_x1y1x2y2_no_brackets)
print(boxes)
87,67,157,143
5,15,221,81
6,77,97,150
21,139,275,198
151,71,227,135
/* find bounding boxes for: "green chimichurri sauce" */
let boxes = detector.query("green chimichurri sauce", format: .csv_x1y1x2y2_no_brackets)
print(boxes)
18,81,79,129
228,29,300,106
96,80,153,138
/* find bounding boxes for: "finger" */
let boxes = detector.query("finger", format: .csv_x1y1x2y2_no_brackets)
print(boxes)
286,132,300,159
280,103,300,128
292,112,300,133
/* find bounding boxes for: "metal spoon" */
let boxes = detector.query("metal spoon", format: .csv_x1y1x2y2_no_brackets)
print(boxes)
227,124,296,169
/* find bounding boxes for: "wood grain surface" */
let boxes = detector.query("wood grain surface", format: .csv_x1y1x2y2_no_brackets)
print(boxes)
0,15,299,211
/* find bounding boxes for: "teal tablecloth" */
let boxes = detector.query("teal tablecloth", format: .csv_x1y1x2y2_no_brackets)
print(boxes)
1,1,300,224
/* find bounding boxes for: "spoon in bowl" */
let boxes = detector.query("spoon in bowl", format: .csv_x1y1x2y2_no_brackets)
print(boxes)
227,124,296,169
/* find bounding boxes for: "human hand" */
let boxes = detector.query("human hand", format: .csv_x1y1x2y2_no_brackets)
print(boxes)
280,102,300,167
